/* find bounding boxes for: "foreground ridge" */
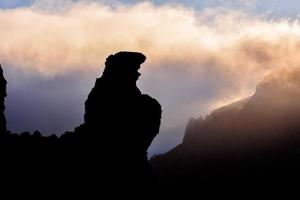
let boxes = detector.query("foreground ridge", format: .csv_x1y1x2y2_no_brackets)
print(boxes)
0,52,162,194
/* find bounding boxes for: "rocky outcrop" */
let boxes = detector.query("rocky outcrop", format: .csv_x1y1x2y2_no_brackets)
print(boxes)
83,52,161,156
0,65,6,134
75,51,162,187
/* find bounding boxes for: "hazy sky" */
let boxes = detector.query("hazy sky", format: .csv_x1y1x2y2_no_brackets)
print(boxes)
1,0,300,156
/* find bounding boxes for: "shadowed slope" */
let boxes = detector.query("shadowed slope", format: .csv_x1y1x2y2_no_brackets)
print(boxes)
152,68,300,187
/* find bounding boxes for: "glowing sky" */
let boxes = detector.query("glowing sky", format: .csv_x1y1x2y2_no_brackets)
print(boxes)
1,0,300,155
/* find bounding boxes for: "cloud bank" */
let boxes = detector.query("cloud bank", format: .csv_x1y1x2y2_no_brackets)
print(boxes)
2,1,300,154
1,2,300,76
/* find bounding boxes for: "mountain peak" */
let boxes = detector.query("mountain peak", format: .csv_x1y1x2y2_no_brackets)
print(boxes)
152,67,300,184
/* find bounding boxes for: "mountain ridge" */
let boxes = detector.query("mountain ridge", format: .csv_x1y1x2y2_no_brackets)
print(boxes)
151,68,300,185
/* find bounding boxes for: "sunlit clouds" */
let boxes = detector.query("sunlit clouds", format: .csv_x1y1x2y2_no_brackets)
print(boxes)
1,2,300,76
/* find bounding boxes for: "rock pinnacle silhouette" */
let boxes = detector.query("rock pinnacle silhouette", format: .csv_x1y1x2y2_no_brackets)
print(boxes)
84,52,161,151
78,51,162,188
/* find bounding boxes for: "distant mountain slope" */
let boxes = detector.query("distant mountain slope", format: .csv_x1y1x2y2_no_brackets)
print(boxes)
152,68,300,184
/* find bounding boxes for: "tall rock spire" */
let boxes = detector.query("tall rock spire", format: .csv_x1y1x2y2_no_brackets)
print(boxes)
0,65,7,133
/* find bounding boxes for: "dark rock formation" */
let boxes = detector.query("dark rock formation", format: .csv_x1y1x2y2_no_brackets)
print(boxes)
0,52,161,194
74,51,162,188
83,51,161,157
0,65,6,134
151,68,300,187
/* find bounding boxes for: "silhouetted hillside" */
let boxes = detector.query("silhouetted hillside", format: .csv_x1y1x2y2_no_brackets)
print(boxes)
151,68,300,187
0,52,161,195
0,65,6,133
